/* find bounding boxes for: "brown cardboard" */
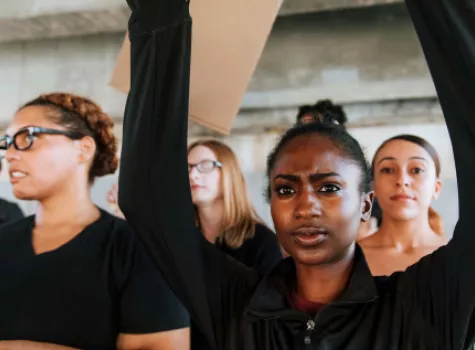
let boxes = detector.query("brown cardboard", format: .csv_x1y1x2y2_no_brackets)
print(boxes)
109,0,282,135
109,35,130,94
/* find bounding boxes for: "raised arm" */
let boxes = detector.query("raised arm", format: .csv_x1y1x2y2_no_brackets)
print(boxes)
118,0,258,348
400,0,475,348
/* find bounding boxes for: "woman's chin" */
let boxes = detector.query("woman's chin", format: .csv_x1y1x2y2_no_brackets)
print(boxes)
289,247,332,267
12,188,36,201
389,210,420,222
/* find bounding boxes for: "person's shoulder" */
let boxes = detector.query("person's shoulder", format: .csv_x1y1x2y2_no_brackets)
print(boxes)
0,197,18,207
248,223,281,256
99,210,136,238
0,215,34,241
105,211,132,229
0,198,23,219
0,215,33,231
358,231,384,250
99,210,148,255
373,272,402,296
253,223,278,243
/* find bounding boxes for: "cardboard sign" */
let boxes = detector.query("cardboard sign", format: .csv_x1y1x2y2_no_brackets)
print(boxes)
109,0,282,135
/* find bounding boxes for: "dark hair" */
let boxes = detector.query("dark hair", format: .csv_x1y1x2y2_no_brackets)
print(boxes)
371,134,441,178
372,134,443,235
19,93,118,183
296,99,348,128
266,122,370,201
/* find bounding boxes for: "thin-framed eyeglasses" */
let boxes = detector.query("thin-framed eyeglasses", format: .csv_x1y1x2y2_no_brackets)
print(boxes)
188,159,222,173
0,126,85,159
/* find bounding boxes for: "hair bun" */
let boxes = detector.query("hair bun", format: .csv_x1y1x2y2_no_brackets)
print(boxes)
296,99,348,128
313,99,348,127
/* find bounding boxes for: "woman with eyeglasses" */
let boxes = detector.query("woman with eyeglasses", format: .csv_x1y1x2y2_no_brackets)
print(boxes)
187,140,282,349
0,93,189,350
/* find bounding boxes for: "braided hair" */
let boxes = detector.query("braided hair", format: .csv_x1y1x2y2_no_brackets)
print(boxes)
20,93,118,182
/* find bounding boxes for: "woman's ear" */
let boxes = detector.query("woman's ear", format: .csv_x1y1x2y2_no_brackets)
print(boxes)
77,136,96,165
433,178,443,200
361,191,374,222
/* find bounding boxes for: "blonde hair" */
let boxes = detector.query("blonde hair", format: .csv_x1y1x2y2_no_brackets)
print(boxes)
188,139,261,248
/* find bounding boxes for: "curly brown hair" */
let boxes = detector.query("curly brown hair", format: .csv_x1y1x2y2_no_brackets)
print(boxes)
19,92,118,183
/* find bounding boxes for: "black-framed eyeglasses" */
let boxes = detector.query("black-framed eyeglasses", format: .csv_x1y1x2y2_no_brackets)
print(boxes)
0,126,85,158
188,159,222,173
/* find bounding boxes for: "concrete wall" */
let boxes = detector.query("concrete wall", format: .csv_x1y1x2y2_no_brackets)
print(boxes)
1,0,402,20
0,34,125,124
245,4,436,108
0,5,436,125
0,0,404,43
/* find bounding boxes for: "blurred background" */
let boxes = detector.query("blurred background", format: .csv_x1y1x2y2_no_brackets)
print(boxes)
0,0,458,236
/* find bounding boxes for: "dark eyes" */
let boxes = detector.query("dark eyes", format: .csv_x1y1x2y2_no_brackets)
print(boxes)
380,167,394,174
275,186,295,196
380,167,425,174
274,184,341,196
319,184,341,192
411,167,425,174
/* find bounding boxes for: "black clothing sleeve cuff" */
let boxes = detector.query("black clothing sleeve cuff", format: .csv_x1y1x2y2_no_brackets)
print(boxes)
127,0,191,35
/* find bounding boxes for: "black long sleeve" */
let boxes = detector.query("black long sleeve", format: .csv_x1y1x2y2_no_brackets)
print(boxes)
399,1,475,349
118,1,259,348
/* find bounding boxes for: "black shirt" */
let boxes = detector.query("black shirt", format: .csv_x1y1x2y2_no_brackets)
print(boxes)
215,224,282,276
0,198,24,227
0,210,189,349
192,224,282,349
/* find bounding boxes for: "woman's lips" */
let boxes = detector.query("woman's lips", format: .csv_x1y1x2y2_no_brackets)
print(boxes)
292,227,328,247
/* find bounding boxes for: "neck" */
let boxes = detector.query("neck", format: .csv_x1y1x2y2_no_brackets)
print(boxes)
35,180,98,235
376,212,440,250
295,245,355,304
197,199,223,243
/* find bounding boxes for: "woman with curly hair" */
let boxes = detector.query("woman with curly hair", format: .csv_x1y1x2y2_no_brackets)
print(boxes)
0,93,189,350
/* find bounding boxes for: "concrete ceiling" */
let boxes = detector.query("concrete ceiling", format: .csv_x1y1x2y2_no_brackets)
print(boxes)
0,0,404,43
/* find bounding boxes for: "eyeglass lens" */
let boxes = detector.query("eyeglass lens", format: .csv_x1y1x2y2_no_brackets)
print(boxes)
189,160,219,173
0,129,35,158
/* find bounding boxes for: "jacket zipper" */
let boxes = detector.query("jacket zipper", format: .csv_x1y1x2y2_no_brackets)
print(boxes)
304,319,315,347
248,296,379,348
301,297,378,348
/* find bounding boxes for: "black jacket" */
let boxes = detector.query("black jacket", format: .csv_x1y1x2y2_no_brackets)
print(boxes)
119,0,475,349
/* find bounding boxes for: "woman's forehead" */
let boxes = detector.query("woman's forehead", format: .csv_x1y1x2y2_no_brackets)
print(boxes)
271,135,358,176
375,139,433,164
7,106,55,135
188,145,217,161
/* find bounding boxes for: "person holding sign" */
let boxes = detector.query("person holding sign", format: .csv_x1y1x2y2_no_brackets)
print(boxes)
119,0,475,348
